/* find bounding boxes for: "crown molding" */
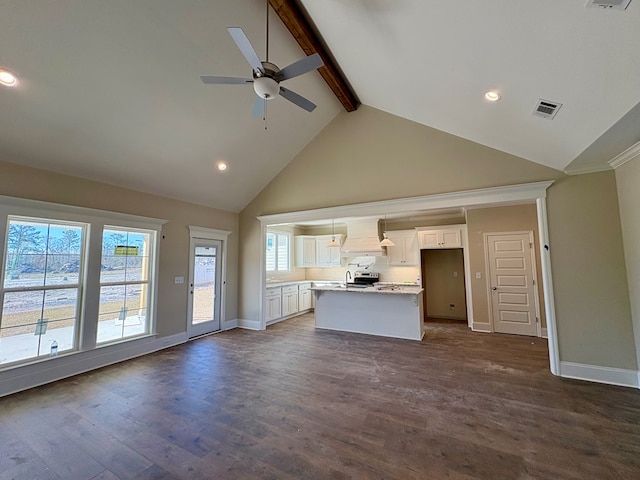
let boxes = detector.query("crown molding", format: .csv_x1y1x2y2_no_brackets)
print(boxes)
563,163,612,176
609,140,640,170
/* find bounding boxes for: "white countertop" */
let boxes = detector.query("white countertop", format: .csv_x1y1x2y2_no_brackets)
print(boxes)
311,285,423,295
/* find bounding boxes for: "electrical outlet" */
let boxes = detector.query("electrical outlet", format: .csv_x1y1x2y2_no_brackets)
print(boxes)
449,304,455,310
475,272,482,279
453,271,458,277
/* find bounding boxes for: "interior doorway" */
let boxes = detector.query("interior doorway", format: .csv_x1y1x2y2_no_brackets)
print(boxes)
421,249,467,322
187,238,223,338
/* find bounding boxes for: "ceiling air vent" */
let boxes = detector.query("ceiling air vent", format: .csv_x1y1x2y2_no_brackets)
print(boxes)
533,99,562,120
585,0,632,10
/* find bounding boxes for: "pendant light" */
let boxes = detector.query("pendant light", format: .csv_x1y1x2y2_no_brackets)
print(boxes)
379,214,395,247
327,219,339,247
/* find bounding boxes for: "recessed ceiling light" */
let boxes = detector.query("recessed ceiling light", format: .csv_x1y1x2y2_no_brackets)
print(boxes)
484,90,501,102
216,162,228,172
0,69,18,87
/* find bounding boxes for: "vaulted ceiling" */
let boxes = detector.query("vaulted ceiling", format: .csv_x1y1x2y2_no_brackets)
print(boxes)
1,1,639,212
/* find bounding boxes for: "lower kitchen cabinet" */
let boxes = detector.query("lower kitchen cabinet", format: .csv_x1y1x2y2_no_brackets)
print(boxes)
266,282,314,325
281,285,299,317
298,283,312,311
265,287,282,323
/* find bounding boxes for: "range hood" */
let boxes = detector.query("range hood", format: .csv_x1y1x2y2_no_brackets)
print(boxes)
340,219,385,257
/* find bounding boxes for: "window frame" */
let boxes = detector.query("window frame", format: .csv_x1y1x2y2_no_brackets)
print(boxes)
0,216,88,365
0,194,165,371
265,228,291,273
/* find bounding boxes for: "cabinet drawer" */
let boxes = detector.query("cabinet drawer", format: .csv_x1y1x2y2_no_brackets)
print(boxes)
282,285,298,294
298,282,311,291
266,287,282,297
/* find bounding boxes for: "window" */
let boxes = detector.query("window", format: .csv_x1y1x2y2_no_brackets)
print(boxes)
97,227,154,344
265,229,290,272
1,217,86,365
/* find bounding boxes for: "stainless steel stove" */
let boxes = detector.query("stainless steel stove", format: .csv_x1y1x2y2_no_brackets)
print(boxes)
348,271,379,288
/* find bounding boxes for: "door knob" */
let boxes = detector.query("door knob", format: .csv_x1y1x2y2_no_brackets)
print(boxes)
492,287,497,290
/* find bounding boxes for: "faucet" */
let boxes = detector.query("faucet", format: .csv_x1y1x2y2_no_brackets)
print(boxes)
345,270,352,287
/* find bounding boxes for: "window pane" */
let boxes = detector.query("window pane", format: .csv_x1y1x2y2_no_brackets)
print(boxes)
97,284,147,344
265,232,276,272
45,225,83,287
0,290,76,365
101,229,150,283
3,220,48,288
277,234,288,271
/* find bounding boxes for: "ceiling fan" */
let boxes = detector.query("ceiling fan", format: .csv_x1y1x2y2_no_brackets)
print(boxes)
200,1,324,118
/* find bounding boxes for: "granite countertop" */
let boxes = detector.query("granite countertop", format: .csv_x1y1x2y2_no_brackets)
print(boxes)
310,285,424,295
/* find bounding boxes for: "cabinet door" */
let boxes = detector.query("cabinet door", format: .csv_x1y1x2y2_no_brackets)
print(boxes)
266,295,281,322
403,234,420,265
420,232,441,248
299,290,311,310
316,235,341,267
441,229,462,248
295,236,317,267
385,235,406,265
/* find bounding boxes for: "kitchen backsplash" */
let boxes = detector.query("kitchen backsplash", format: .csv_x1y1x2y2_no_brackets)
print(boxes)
306,258,420,284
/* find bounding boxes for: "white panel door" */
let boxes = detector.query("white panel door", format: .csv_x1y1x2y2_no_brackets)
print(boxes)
487,233,538,336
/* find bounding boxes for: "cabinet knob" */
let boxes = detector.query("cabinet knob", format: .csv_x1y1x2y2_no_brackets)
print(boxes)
492,287,497,291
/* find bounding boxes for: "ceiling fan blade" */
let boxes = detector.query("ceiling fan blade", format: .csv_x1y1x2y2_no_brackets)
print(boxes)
275,53,324,81
200,76,253,84
279,87,317,112
227,27,264,75
252,96,265,119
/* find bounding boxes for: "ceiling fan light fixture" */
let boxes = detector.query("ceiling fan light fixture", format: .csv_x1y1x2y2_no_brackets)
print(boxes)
253,76,279,99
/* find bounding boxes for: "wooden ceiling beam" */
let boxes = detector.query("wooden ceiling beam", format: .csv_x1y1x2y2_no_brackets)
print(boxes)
269,0,359,112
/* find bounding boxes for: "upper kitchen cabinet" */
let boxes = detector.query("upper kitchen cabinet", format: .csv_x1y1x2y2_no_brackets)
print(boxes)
416,226,464,249
316,234,343,267
385,230,420,266
295,236,317,267
295,234,343,267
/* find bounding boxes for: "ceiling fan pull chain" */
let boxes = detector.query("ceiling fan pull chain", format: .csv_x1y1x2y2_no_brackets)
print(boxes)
266,0,269,63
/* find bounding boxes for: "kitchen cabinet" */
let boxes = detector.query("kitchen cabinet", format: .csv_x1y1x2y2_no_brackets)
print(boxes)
298,282,312,311
385,230,419,266
416,227,463,249
316,235,343,267
295,236,317,267
281,285,299,317
295,234,342,268
265,287,282,324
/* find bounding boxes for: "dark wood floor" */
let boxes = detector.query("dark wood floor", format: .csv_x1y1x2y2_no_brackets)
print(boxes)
1,314,639,479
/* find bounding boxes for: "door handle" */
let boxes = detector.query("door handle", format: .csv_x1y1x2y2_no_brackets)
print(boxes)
492,287,497,290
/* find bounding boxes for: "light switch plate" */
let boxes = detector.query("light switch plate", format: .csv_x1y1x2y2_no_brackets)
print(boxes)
174,276,184,284
475,272,482,279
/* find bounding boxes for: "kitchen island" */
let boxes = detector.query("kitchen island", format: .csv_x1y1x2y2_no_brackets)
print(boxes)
311,285,425,341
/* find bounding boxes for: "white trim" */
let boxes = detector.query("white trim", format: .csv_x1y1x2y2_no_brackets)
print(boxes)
560,361,639,389
563,164,612,176
609,140,640,170
187,226,232,338
536,197,559,376
188,225,232,240
541,328,548,338
471,322,492,333
0,194,167,229
222,319,238,330
238,318,261,330
0,333,187,397
258,181,554,225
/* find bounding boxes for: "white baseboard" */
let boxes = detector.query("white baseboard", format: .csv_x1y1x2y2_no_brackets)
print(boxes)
222,319,238,330
0,332,188,398
471,322,492,333
560,361,639,389
237,318,261,330
541,328,548,338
